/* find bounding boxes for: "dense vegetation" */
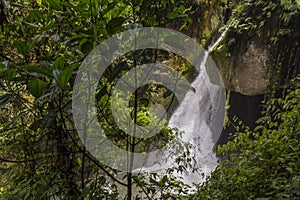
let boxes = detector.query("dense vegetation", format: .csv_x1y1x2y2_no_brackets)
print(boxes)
194,0,300,199
193,75,300,199
0,0,299,199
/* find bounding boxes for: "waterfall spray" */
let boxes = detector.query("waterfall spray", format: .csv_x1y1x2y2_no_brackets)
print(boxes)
168,28,228,186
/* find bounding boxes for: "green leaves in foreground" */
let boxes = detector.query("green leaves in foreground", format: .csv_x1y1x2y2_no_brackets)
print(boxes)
27,79,48,97
194,75,300,200
0,0,192,198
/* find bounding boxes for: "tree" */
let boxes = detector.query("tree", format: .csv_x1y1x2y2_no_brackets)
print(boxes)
193,75,300,199
0,0,197,199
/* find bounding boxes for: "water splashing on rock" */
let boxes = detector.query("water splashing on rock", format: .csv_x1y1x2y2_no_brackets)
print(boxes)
168,29,228,186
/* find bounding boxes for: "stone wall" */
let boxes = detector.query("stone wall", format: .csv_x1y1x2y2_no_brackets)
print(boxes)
212,37,269,95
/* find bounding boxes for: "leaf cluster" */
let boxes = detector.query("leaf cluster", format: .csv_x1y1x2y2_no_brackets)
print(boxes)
192,75,300,199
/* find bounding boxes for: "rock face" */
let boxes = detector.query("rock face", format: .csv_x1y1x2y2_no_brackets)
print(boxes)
230,42,269,95
212,38,269,96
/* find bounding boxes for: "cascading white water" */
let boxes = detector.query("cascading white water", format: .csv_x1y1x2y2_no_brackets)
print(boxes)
129,29,227,199
168,29,228,185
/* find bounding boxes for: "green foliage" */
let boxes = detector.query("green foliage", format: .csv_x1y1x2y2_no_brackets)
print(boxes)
27,79,48,97
0,0,195,199
217,0,300,55
230,0,299,37
1,0,297,198
213,0,300,99
192,75,300,199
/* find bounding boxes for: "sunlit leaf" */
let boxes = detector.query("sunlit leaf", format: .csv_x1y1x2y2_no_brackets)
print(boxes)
37,0,42,6
52,57,64,70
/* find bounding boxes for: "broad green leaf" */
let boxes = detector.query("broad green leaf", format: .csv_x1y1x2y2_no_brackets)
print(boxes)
13,41,29,56
23,65,53,77
13,39,36,56
59,67,73,89
53,66,73,89
28,39,37,51
27,79,48,97
3,69,17,80
52,57,64,70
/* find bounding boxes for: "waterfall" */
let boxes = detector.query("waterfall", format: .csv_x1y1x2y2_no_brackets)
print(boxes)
130,29,227,198
168,29,228,186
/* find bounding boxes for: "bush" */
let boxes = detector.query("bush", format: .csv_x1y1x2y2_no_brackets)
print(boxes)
193,75,300,199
